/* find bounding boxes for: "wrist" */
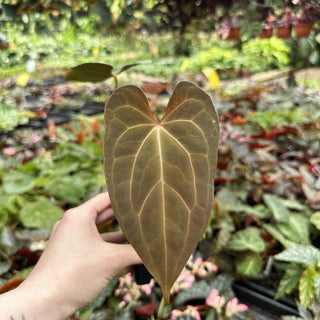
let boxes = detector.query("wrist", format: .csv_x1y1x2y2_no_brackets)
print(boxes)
3,281,76,320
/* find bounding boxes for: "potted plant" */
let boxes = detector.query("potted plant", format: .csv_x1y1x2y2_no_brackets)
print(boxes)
217,19,240,40
292,17,314,38
259,23,273,39
276,9,293,39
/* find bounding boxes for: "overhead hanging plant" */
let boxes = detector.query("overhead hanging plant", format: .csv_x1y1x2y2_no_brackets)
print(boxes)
103,81,220,303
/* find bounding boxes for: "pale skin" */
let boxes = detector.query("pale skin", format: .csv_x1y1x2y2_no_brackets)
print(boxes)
0,192,142,320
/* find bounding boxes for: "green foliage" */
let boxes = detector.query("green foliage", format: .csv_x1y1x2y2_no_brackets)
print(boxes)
275,263,303,300
263,194,290,222
310,212,320,230
299,265,318,309
3,171,35,194
19,200,64,229
235,253,263,278
180,37,290,74
0,102,34,132
249,109,308,132
275,245,320,265
275,245,320,308
225,227,265,253
242,37,290,70
0,115,106,234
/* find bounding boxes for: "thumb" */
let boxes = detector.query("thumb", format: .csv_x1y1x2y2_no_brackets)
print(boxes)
117,244,142,266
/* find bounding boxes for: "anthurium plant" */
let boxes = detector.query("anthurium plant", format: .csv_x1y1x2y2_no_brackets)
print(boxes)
103,81,220,303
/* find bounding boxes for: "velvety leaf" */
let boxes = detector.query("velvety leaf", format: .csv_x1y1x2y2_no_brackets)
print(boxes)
310,212,320,230
275,263,303,300
263,194,290,222
299,265,317,308
275,245,320,265
19,201,64,229
103,81,220,302
65,63,114,82
3,172,35,194
225,227,265,252
235,252,263,278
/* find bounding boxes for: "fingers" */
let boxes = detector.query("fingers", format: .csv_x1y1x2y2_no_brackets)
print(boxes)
100,231,126,243
80,192,111,216
96,207,115,226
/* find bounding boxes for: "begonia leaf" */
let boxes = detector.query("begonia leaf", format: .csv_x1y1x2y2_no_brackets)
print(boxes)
19,201,63,229
103,81,219,302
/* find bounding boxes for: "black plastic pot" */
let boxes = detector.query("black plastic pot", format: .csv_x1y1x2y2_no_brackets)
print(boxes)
232,280,299,318
134,264,153,285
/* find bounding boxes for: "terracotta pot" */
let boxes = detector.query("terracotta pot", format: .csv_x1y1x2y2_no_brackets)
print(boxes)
227,27,240,40
259,28,273,38
295,23,313,38
276,26,292,38
219,27,240,40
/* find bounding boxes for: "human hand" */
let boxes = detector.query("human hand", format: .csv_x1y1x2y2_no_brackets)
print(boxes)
0,192,141,320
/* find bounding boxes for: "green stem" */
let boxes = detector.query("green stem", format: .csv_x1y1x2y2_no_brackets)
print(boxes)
113,74,118,89
157,297,165,319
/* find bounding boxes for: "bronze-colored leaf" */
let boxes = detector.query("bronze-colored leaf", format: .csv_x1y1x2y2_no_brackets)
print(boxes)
103,81,219,302
65,62,114,82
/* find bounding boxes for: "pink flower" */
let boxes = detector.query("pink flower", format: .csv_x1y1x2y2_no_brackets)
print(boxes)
225,298,248,317
170,306,200,320
30,134,41,144
206,289,225,314
141,279,155,295
3,147,16,155
171,269,195,293
191,257,218,278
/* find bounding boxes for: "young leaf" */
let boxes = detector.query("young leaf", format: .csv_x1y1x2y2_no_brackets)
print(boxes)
275,263,303,300
65,63,114,82
299,265,318,308
103,81,220,303
225,227,266,252
275,245,320,265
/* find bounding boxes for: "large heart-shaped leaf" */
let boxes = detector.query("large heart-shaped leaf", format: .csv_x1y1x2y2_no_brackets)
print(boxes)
103,81,219,302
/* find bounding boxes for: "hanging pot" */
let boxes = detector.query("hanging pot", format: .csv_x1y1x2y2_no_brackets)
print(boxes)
276,26,292,38
294,23,313,38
